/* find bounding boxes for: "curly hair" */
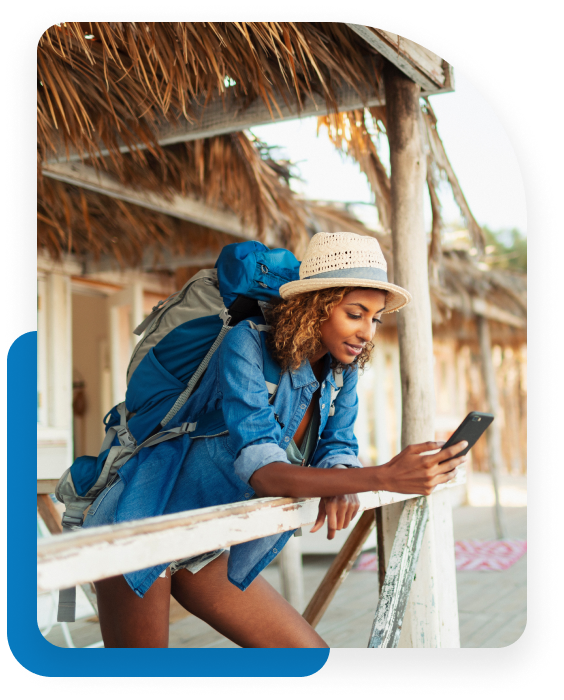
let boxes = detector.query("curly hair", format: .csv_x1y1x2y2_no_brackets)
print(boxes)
266,286,381,372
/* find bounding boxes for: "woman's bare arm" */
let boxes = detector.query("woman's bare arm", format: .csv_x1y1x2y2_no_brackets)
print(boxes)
249,440,468,498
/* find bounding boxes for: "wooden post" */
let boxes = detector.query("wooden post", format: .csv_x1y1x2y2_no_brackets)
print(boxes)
381,62,460,648
279,535,305,612
477,315,506,539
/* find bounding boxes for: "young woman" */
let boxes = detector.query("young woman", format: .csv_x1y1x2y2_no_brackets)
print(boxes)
83,232,467,648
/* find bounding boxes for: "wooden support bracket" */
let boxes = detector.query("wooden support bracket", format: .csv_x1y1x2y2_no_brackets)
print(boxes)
303,509,376,628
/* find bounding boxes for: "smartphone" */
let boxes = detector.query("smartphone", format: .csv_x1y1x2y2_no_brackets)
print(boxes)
438,411,494,464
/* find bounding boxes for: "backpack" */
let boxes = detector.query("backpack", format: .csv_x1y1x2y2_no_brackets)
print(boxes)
54,240,343,621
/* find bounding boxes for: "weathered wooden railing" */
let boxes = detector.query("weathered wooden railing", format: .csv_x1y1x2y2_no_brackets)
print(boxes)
37,472,464,647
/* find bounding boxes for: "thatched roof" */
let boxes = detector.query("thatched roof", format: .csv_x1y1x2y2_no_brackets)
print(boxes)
37,22,389,263
38,23,383,164
37,22,525,339
38,132,312,262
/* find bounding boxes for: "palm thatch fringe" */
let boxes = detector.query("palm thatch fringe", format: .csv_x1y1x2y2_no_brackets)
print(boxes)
38,176,245,268
318,110,391,231
39,131,312,262
38,23,384,164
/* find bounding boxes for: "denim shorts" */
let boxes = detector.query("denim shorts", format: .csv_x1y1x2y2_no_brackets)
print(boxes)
83,476,224,577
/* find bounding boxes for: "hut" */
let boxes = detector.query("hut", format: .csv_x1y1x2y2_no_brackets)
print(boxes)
36,22,525,649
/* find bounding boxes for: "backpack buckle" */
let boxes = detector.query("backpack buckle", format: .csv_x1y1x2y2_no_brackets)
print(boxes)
116,426,137,449
219,307,232,326
62,513,84,529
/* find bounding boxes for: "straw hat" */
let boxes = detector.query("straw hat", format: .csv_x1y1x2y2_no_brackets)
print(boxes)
279,232,411,313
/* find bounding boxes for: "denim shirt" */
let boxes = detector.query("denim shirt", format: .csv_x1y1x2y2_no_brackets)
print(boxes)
112,321,362,597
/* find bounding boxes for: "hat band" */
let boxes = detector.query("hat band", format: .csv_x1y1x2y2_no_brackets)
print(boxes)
303,266,388,283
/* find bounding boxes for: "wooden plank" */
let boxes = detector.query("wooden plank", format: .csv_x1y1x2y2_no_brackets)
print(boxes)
44,82,384,165
42,163,253,240
303,509,376,628
37,474,464,594
80,253,221,275
37,479,60,495
346,25,451,93
368,497,429,647
37,494,62,534
472,298,526,328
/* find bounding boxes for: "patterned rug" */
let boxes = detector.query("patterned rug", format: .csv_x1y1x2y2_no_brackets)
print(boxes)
454,540,527,571
354,540,527,573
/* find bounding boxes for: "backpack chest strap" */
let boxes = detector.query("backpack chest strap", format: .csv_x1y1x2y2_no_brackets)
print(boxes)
249,320,344,416
329,368,343,417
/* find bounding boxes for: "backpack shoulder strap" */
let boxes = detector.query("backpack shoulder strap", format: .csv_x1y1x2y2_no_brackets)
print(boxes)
246,319,281,403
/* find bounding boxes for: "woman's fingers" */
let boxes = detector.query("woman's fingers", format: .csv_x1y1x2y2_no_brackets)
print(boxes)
409,441,445,455
433,468,459,488
309,500,326,534
434,441,468,463
431,453,468,476
326,499,338,539
343,497,360,530
342,502,354,530
312,496,361,539
408,440,467,463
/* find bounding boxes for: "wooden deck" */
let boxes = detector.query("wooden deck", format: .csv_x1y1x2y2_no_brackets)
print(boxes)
43,503,526,649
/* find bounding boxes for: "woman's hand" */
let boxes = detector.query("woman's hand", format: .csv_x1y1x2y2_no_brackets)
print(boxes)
377,440,467,496
310,493,360,539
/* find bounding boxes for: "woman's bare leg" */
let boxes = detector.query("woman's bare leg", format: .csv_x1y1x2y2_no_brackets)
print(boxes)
95,568,172,648
170,553,328,648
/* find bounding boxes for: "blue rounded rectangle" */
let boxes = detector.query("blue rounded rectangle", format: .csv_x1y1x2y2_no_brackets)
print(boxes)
10,332,329,676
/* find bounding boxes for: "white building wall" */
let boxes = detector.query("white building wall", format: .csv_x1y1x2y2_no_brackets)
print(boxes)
37,262,77,480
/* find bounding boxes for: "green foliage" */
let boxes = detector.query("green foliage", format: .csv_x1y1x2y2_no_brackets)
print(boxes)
482,227,527,272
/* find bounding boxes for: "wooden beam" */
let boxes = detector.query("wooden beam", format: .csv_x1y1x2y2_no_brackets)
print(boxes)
81,253,220,275
44,82,384,165
433,292,526,329
42,162,253,240
346,25,453,94
471,298,526,328
37,479,61,495
37,474,464,594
